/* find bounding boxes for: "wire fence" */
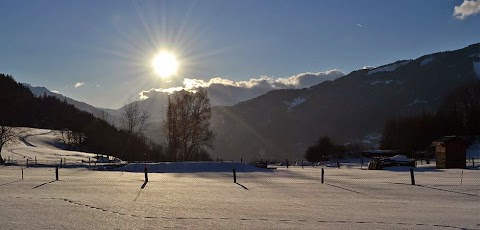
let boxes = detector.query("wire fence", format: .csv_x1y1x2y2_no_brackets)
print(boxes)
1,159,479,188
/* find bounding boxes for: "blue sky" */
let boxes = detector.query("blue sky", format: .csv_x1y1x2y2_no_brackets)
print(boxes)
0,0,479,109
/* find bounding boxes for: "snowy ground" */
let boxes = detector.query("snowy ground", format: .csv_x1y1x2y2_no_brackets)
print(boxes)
3,128,98,164
1,129,479,229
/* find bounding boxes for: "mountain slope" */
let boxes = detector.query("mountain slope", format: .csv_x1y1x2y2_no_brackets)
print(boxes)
26,85,111,118
210,43,480,161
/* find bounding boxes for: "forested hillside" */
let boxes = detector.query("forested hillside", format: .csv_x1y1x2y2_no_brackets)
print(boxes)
0,74,163,162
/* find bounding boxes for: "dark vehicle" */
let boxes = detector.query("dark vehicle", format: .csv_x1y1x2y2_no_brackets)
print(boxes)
253,161,268,168
368,155,415,170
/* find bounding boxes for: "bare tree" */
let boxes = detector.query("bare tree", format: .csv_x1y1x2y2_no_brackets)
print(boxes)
120,96,150,136
0,126,29,164
59,128,85,150
97,110,114,126
164,88,214,161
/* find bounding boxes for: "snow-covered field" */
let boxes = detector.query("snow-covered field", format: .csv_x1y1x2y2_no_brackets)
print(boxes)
1,129,479,229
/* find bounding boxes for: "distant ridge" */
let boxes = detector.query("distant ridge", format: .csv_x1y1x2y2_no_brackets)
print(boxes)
209,43,480,161
25,84,116,119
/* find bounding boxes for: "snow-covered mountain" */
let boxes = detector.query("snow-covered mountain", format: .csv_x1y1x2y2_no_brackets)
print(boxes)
210,43,480,161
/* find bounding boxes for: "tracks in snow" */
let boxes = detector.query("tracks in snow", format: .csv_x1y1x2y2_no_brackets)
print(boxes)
4,195,474,230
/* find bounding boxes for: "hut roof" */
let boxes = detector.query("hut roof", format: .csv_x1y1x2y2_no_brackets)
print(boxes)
432,136,471,146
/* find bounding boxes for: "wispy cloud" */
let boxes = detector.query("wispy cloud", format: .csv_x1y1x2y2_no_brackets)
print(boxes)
139,70,345,106
356,24,363,27
51,90,60,94
453,0,480,20
74,82,85,88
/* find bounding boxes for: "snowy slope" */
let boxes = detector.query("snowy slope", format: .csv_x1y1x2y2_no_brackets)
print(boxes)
284,96,308,111
3,128,100,164
474,61,480,78
368,60,411,75
420,56,434,66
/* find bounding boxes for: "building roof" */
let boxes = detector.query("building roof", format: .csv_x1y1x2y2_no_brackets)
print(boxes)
432,136,471,146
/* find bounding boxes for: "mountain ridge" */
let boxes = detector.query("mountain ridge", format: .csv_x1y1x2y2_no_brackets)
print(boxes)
209,43,480,161
25,84,112,118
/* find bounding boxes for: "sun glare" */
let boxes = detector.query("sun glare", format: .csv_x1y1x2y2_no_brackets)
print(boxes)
152,51,179,78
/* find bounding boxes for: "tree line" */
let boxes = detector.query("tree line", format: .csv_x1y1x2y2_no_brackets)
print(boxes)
380,80,480,155
304,79,479,160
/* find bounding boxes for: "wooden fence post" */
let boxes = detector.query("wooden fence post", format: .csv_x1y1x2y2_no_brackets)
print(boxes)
460,170,463,185
55,166,59,181
233,168,237,183
410,168,415,185
321,168,324,184
21,166,24,180
144,166,148,183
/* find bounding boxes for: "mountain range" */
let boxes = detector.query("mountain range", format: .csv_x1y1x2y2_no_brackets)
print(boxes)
25,43,480,162
209,43,480,161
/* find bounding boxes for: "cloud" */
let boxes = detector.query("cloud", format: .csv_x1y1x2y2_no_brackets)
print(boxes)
356,24,363,27
139,69,345,106
453,0,480,19
362,66,375,70
74,82,85,88
51,90,60,94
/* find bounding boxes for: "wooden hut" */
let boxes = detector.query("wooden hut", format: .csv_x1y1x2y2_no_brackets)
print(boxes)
432,136,470,169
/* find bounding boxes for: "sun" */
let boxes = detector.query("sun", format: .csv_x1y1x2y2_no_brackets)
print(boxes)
152,51,179,78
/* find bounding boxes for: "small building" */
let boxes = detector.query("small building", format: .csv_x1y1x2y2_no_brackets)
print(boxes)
432,136,470,169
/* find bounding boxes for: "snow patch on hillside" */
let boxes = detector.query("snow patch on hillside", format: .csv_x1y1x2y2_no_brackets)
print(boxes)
420,56,434,66
406,99,427,107
368,60,411,75
474,62,480,78
284,96,308,111
370,80,394,85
